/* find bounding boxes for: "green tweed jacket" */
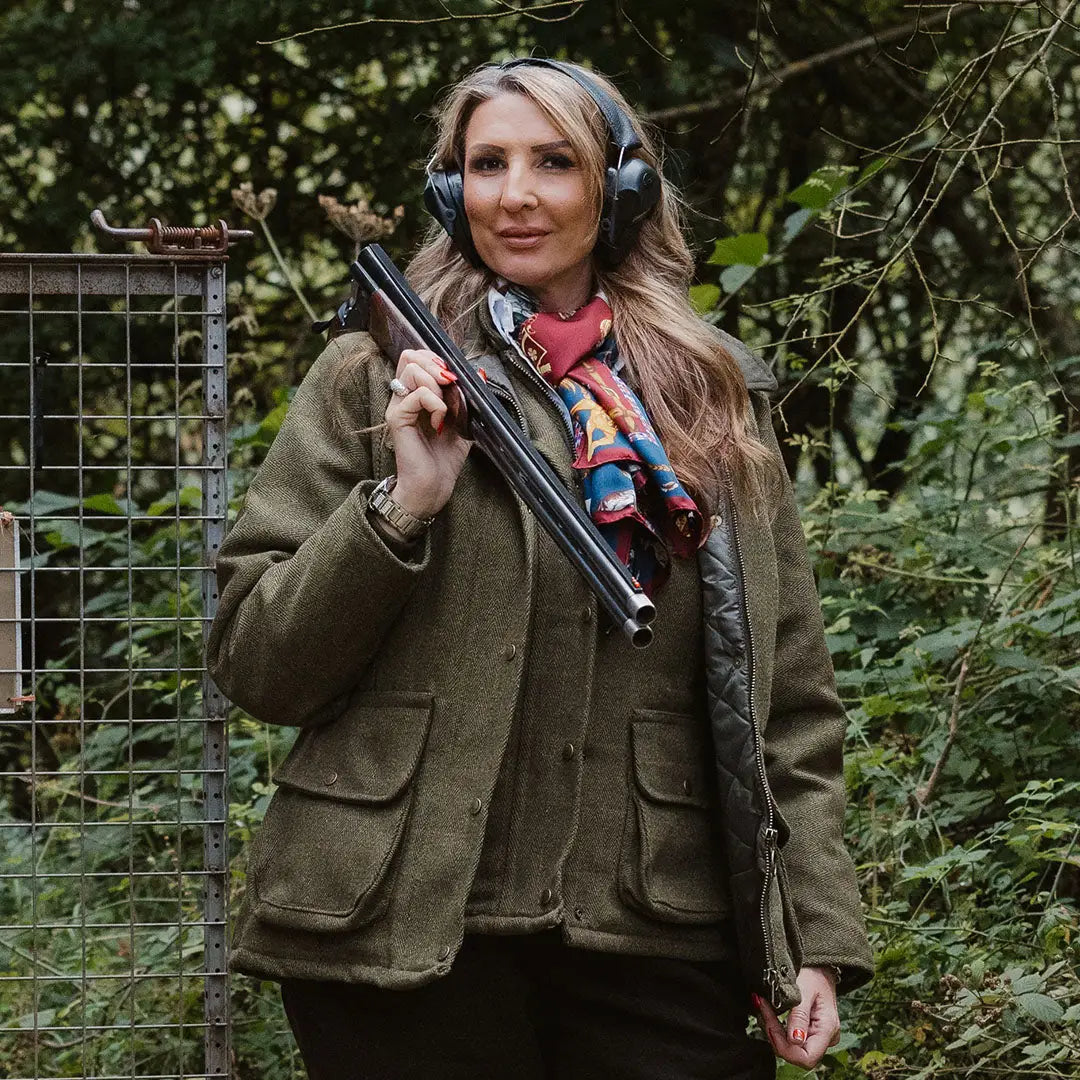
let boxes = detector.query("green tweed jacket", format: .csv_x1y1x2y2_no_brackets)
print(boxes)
205,324,874,1011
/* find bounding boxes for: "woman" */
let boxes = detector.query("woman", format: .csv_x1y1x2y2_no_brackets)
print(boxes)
206,57,873,1079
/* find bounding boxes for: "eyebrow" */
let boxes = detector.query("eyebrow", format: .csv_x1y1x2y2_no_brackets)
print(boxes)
467,140,573,154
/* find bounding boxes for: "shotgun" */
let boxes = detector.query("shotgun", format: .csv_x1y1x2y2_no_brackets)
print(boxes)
346,243,656,647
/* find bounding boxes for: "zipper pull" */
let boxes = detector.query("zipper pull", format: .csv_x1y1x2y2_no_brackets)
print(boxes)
761,826,778,879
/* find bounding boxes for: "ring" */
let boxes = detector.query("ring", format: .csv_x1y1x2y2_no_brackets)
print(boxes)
389,377,409,397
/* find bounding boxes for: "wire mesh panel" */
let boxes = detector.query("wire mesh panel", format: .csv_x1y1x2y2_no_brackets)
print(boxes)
0,254,230,1079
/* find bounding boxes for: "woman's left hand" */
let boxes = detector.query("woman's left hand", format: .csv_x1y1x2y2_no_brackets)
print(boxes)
753,966,840,1069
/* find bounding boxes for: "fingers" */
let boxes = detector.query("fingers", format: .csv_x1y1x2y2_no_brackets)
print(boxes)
390,350,465,436
800,1026,837,1065
752,991,840,1071
752,994,786,1053
786,1000,811,1046
396,348,458,388
390,384,449,435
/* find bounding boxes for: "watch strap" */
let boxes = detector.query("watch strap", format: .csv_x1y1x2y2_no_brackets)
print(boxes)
367,476,433,541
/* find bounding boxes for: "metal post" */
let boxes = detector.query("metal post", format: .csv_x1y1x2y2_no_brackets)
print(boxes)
201,263,230,1078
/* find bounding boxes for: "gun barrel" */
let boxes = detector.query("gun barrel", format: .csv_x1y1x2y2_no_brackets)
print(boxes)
350,244,655,647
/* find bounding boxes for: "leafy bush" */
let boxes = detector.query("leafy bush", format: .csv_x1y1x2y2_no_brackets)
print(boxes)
795,369,1080,1078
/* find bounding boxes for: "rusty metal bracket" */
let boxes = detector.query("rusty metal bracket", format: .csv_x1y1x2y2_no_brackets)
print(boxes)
91,209,253,255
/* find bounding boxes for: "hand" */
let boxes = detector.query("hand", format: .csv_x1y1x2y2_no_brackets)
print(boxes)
384,348,472,520
753,966,840,1070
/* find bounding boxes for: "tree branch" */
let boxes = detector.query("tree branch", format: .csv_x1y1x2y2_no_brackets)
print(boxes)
642,6,974,124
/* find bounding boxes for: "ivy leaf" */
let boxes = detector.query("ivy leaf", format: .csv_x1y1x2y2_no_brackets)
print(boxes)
83,493,128,515
42,520,113,551
708,232,768,267
689,283,721,314
27,490,81,516
863,694,904,717
782,208,814,243
858,156,888,183
147,485,202,517
788,165,856,210
720,264,756,294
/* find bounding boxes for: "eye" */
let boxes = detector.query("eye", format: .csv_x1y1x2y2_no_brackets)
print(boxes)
541,153,575,170
468,155,504,173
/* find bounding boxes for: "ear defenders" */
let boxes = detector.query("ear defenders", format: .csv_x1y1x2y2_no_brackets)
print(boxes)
423,57,662,270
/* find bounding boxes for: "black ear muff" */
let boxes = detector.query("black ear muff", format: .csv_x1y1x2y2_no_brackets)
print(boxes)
423,167,484,269
601,154,662,266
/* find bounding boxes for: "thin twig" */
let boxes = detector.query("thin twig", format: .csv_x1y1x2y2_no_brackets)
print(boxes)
643,6,971,124
257,0,585,45
776,0,1079,410
915,651,971,806
914,519,1041,807
257,220,319,325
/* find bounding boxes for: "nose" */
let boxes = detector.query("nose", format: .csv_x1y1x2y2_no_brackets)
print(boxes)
499,160,538,213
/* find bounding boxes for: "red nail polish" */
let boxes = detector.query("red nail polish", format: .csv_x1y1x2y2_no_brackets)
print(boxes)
435,417,444,435
440,370,458,383
792,1027,807,1043
750,994,761,1010
477,367,488,382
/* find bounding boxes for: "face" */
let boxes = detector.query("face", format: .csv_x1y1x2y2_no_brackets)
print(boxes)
462,92,599,312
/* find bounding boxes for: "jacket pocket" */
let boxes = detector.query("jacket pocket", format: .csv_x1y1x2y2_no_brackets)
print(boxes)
246,689,434,934
618,711,728,924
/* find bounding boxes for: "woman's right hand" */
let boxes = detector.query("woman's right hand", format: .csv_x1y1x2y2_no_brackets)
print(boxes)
384,348,472,520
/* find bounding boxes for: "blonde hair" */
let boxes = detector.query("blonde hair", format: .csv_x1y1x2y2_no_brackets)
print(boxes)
343,60,775,519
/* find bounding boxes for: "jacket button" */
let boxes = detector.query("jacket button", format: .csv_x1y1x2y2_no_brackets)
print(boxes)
581,607,593,624
503,643,517,660
573,906,585,921
562,742,575,761
540,888,553,906
437,945,451,961
733,652,744,667
682,778,693,796
324,771,339,786
469,797,483,815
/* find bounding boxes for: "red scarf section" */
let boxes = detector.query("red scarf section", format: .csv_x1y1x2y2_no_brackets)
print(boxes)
515,297,705,595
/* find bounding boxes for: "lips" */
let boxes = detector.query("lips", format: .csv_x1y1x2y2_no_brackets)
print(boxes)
497,228,549,249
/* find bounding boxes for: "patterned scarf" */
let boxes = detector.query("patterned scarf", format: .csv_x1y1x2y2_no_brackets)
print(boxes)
492,285,704,597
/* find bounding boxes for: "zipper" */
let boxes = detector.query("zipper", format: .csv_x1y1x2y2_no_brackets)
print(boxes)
487,381,529,437
726,481,782,1000
498,345,576,455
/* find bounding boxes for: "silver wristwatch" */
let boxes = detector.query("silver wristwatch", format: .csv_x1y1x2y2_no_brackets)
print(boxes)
367,475,434,542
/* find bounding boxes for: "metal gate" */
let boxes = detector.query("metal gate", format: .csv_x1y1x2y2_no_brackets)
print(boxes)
0,216,247,1079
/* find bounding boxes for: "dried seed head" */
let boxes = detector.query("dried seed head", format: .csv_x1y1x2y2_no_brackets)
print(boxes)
232,182,278,222
319,193,404,245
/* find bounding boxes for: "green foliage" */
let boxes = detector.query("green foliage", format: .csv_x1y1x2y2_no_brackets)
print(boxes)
0,485,214,1076
796,371,1080,1077
3,0,1079,1075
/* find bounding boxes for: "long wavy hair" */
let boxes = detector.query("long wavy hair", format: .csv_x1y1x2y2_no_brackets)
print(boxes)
343,60,774,520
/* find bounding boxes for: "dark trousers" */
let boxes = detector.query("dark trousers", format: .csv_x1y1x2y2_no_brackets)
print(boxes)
280,930,776,1080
